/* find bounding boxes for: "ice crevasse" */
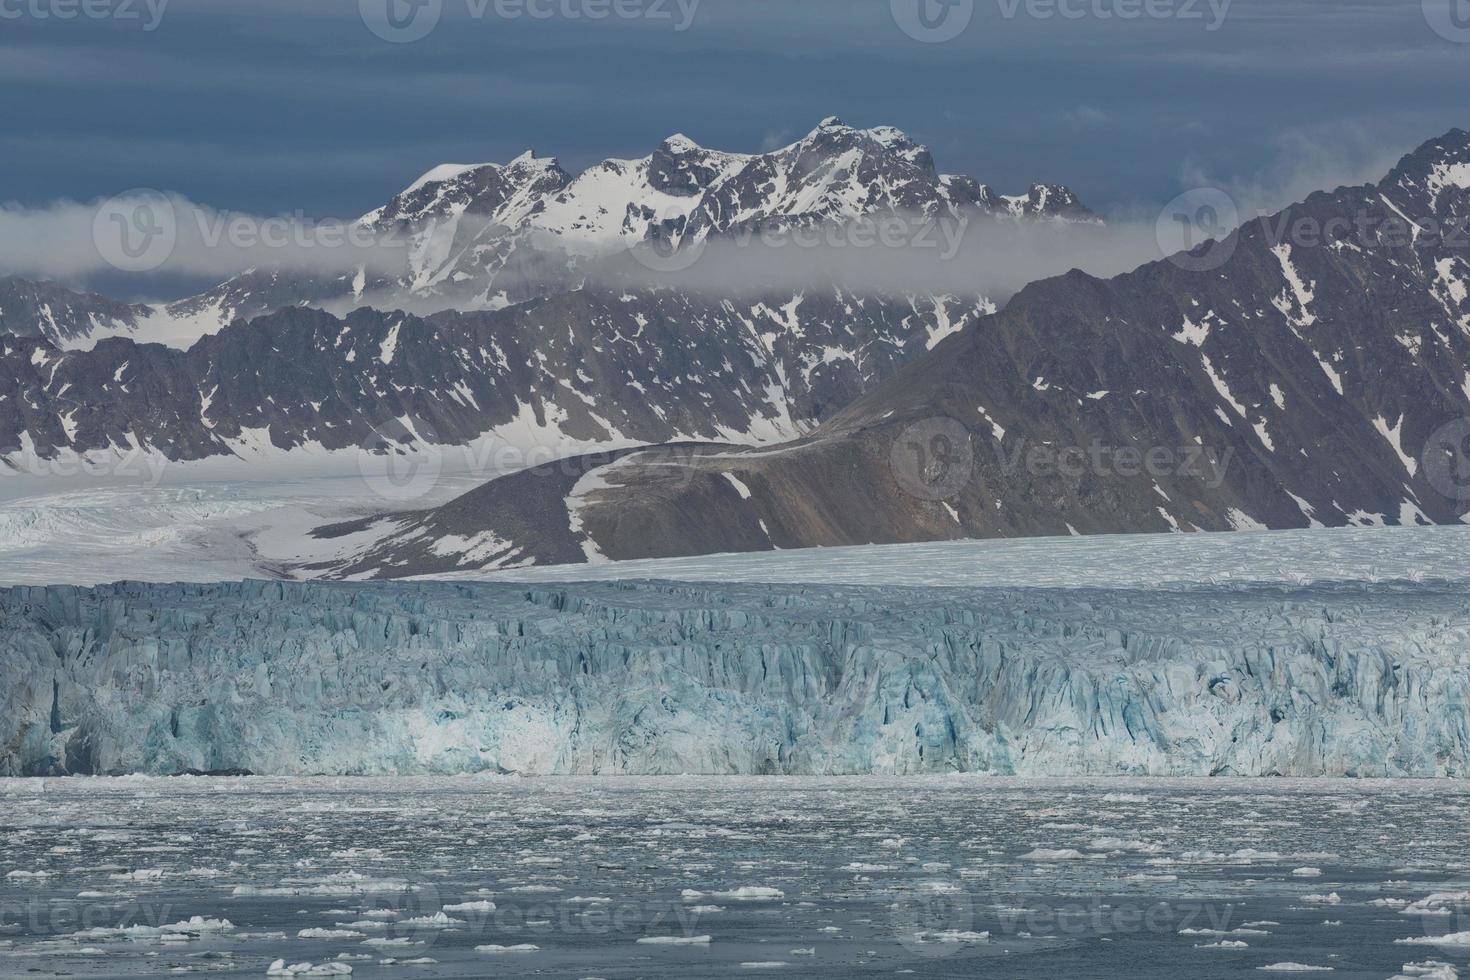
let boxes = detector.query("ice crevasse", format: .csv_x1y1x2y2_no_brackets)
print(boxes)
2,578,1469,777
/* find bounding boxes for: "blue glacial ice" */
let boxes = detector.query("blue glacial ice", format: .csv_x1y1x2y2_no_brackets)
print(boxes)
4,576,1470,778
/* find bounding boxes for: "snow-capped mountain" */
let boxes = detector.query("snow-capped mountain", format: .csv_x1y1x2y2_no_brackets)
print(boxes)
0,118,1096,468
321,127,1470,577
345,116,1097,313
0,118,1095,351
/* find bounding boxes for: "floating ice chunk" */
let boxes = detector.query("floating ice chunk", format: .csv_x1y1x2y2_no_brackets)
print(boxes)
683,886,783,901
267,961,353,977
442,900,495,912
913,930,989,943
398,912,463,927
1257,964,1333,972
1020,848,1096,861
1389,962,1458,980
636,935,712,945
1402,893,1470,917
1301,892,1341,905
474,944,539,953
1197,940,1250,949
299,928,366,939
1397,932,1470,948
110,869,165,881
1291,868,1322,877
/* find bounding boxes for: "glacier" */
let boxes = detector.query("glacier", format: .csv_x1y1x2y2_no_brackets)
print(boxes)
4,576,1470,778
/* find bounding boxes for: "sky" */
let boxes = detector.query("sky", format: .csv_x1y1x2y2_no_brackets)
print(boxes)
1,0,1468,292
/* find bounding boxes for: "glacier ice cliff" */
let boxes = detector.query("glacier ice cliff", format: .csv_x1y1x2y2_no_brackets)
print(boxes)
2,578,1469,777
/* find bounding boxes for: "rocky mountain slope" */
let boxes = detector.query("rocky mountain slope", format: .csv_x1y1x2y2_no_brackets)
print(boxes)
0,119,1097,467
320,128,1470,577
0,288,985,465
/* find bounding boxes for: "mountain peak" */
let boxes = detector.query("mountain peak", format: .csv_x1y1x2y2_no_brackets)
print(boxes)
400,162,493,196
660,133,704,155
1383,126,1470,208
818,115,845,129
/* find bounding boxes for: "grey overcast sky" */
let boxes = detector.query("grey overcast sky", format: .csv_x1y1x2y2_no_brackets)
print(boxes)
1,0,1468,222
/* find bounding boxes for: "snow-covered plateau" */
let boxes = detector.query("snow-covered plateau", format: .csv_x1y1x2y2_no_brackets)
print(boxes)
5,573,1470,778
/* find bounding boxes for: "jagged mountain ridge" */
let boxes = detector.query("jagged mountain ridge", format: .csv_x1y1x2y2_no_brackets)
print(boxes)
0,119,1087,468
0,277,151,348
2,118,1096,351
318,127,1470,577
0,288,987,465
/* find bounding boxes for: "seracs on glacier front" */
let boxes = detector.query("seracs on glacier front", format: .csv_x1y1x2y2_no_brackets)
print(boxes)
4,577,1469,778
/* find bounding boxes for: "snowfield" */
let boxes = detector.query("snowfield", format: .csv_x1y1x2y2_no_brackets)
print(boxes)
3,466,1470,589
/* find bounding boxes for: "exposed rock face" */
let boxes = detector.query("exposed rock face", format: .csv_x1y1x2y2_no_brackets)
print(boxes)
0,289,987,464
4,578,1468,777
2,118,1105,466
0,277,150,348
336,128,1470,575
